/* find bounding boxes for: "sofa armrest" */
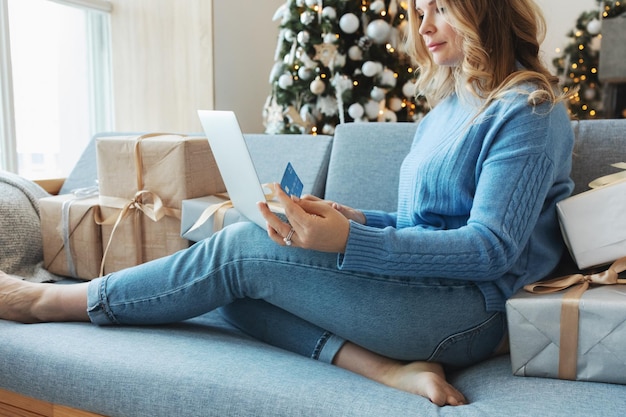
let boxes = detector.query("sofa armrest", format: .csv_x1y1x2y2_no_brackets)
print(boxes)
34,178,65,195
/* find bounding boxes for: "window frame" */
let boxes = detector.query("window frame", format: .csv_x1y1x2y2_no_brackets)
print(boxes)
0,0,113,176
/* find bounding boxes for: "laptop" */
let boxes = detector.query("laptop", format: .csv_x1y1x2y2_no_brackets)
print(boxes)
197,110,276,230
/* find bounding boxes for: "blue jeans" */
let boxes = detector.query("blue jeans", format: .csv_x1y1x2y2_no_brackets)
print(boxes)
87,222,506,368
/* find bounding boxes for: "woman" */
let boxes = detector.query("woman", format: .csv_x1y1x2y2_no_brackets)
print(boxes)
0,0,573,407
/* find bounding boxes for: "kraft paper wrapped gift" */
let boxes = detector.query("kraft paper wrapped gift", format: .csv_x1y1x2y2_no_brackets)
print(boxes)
181,195,247,242
506,268,626,385
96,134,226,274
40,194,102,280
556,177,626,270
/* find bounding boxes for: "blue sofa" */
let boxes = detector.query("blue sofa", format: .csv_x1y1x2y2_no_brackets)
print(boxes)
1,119,626,416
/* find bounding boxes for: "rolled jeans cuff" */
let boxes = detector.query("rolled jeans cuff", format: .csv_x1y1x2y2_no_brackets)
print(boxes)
86,276,116,325
314,332,347,364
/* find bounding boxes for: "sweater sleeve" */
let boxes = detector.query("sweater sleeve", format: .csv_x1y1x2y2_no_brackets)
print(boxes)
338,97,573,284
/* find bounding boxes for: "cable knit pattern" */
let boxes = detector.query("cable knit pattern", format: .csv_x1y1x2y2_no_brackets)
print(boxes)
339,91,574,311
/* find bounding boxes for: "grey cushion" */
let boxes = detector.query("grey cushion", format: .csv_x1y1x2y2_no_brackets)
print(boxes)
244,134,333,198
325,122,417,211
570,119,626,196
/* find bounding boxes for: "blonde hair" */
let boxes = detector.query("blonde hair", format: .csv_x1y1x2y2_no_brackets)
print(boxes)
405,0,562,109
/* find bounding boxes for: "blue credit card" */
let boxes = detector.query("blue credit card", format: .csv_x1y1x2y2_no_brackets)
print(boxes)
280,162,303,198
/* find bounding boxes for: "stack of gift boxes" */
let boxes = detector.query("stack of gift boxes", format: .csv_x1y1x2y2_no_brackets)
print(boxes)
39,134,229,280
506,171,626,385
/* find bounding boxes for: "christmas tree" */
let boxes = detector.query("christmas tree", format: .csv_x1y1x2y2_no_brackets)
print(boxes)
263,0,428,135
552,0,625,119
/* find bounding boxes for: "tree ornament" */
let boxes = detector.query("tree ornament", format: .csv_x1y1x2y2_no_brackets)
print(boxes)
380,109,398,122
339,13,360,34
278,73,294,89
362,61,382,77
364,99,381,120
310,78,326,95
587,18,601,35
402,80,416,98
298,66,314,80
304,0,318,8
348,103,365,119
300,10,315,25
322,6,337,21
370,0,386,14
348,45,364,61
379,68,397,87
370,86,386,101
388,96,403,112
297,30,310,45
314,42,339,67
366,20,392,44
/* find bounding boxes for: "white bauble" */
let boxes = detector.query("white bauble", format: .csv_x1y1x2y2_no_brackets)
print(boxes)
402,80,416,98
296,0,305,6
584,87,597,101
370,86,386,101
322,6,337,20
587,18,601,36
278,74,294,89
284,29,296,42
269,62,284,82
364,100,381,119
310,78,326,95
298,66,314,80
388,97,403,112
297,31,310,45
366,20,391,44
339,13,360,34
305,0,318,7
348,45,363,61
348,103,365,119
300,10,315,25
322,124,335,135
324,33,339,43
379,68,397,87
370,0,386,14
362,61,382,77
380,109,398,122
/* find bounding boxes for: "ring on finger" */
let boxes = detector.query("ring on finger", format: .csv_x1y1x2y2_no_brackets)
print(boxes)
283,228,295,246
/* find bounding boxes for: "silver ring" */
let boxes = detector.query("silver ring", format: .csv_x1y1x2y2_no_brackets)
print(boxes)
283,228,295,246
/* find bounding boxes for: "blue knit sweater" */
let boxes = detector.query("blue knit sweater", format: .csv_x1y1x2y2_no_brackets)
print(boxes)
339,90,574,312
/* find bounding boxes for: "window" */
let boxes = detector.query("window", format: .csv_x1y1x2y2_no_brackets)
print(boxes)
0,0,112,179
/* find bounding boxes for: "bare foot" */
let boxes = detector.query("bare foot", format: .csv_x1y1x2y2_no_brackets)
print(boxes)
380,360,467,406
0,271,48,323
333,342,467,406
0,271,89,323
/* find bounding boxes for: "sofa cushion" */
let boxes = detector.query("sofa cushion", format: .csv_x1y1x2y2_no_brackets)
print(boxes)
325,122,417,212
570,119,626,196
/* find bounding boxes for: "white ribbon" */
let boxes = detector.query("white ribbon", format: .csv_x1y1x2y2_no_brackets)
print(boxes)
61,185,99,278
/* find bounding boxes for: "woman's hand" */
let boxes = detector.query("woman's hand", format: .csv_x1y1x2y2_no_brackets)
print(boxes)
258,184,364,253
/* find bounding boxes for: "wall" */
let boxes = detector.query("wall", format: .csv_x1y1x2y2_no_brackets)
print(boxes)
109,0,596,134
110,0,213,133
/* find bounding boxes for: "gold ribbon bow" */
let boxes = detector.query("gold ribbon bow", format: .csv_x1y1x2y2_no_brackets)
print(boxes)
524,256,626,380
96,133,183,276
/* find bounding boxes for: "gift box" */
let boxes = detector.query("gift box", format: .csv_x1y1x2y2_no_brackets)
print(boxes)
180,195,248,242
99,205,190,275
507,268,626,384
96,134,225,273
556,177,626,270
40,194,102,280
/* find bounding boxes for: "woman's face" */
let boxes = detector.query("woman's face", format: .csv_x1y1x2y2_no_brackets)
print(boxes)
414,0,463,66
